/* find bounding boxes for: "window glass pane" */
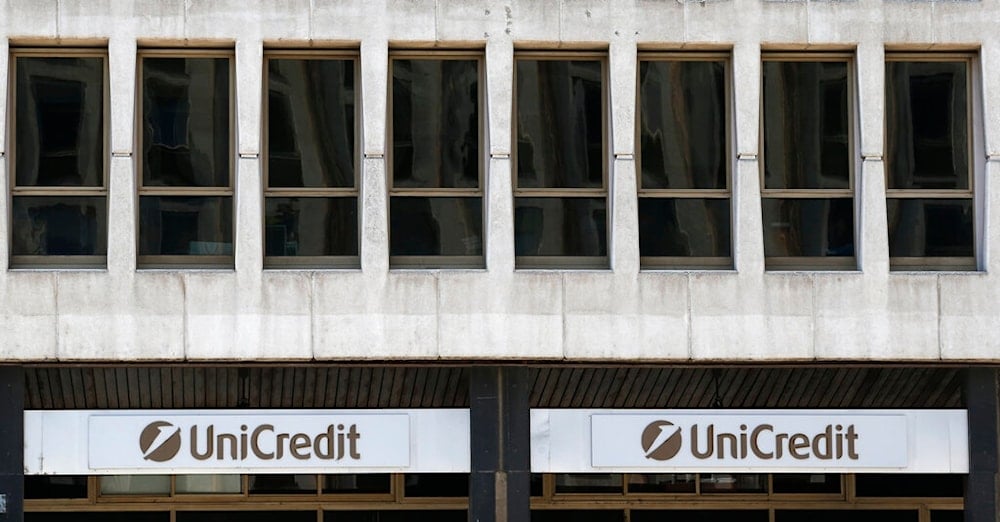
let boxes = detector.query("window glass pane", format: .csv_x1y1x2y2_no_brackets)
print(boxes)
514,197,608,258
323,474,391,494
403,473,468,497
530,473,544,496
179,512,315,522
554,473,623,494
638,198,731,258
12,196,106,255
139,196,233,256
27,513,168,522
640,60,726,190
248,474,317,494
887,199,974,258
265,197,358,257
268,58,355,188
517,59,604,189
392,59,479,189
886,61,968,190
633,511,768,522
627,473,697,493
326,511,467,522
762,198,854,258
532,510,624,522
776,511,918,522
24,475,88,499
700,473,766,493
772,473,841,494
389,197,483,257
855,474,964,497
932,511,964,522
175,474,242,494
99,475,170,495
763,60,850,190
15,56,104,187
142,57,230,187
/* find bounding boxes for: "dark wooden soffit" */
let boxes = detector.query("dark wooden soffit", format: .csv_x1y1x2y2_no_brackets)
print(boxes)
23,366,964,410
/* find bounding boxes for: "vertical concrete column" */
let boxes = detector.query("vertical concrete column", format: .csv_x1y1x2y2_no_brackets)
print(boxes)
979,39,1000,274
469,366,531,522
965,368,999,522
360,39,389,274
485,39,515,273
234,39,264,275
732,42,764,274
855,42,888,275
0,38,9,274
609,39,639,275
107,37,138,275
0,367,24,522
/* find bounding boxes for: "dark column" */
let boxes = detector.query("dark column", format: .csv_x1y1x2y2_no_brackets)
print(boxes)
0,367,24,522
469,366,531,522
965,368,999,522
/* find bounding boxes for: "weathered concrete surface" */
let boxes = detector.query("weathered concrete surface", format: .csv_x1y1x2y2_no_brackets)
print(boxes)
1,0,999,361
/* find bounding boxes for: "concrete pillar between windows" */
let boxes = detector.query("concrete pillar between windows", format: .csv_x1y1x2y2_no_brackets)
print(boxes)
0,367,24,522
965,368,999,522
469,367,531,522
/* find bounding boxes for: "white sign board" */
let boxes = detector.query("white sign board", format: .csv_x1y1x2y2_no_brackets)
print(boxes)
532,409,968,474
25,409,470,475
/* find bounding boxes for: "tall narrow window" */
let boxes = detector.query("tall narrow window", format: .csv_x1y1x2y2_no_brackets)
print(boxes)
389,51,484,268
885,54,975,271
638,53,731,269
10,49,107,267
264,51,359,268
514,52,608,269
138,51,233,268
761,54,855,270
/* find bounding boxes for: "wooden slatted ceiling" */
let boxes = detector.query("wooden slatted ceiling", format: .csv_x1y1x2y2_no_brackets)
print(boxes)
23,366,964,410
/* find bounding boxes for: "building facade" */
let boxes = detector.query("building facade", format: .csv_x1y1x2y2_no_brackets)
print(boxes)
1,0,999,521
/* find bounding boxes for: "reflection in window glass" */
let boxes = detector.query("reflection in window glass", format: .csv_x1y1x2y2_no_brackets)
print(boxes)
100,475,170,495
12,196,106,256
699,473,766,493
178,512,315,522
265,197,358,257
633,510,768,522
248,474,317,494
268,58,355,188
931,511,964,522
855,474,964,497
389,197,483,257
627,473,697,493
532,510,625,522
27,513,168,522
514,198,607,259
392,59,479,189
887,199,974,258
138,196,233,256
638,199,730,258
517,59,604,189
763,61,850,190
886,61,968,190
25,475,89,499
762,198,854,258
772,474,841,494
16,56,104,187
142,57,230,187
323,474,391,494
326,511,467,522
639,60,726,190
775,510,918,522
554,473,623,494
403,473,469,497
175,474,242,494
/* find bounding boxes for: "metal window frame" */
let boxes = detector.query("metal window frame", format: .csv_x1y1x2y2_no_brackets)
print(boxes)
387,50,486,269
135,48,236,269
635,51,734,269
512,51,610,269
7,47,110,268
262,49,362,269
884,52,977,272
759,52,858,271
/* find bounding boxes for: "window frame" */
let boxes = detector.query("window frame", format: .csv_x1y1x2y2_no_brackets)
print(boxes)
262,49,362,269
635,51,733,270
135,48,236,269
512,50,610,269
759,51,858,271
8,47,110,269
884,51,976,271
386,49,486,269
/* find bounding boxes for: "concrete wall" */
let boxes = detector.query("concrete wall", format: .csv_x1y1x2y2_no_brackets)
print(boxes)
1,0,999,362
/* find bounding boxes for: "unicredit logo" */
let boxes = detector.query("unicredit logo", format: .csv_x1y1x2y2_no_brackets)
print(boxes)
642,420,683,461
140,421,182,462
